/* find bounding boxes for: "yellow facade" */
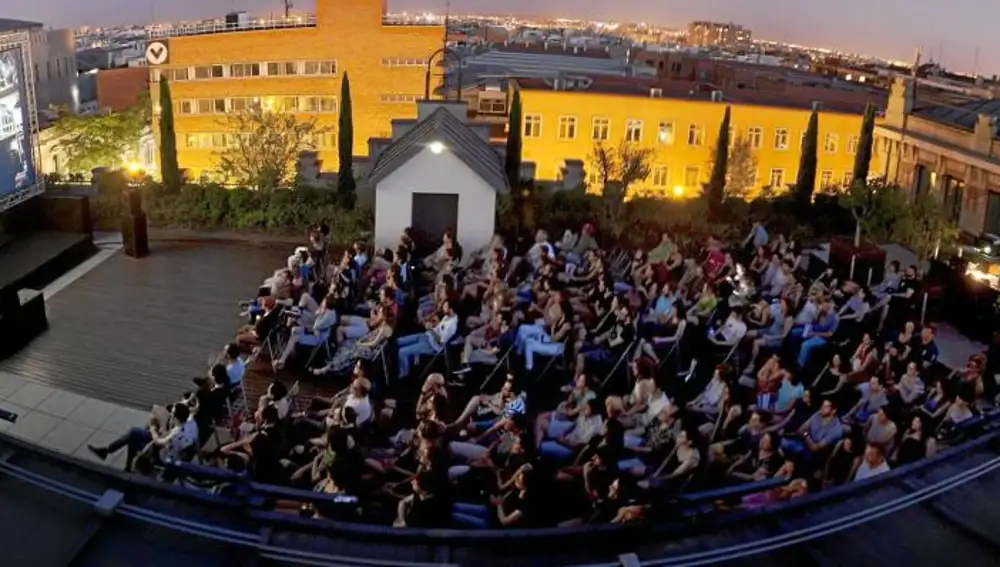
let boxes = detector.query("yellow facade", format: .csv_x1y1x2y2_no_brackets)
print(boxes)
515,88,883,198
148,0,442,179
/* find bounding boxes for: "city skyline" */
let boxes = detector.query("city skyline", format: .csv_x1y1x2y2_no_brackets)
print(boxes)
5,0,1000,74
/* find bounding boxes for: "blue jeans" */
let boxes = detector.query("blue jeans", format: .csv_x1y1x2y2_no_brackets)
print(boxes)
525,338,564,370
107,426,154,471
452,503,490,528
397,333,439,378
798,336,827,368
515,322,545,352
540,440,576,460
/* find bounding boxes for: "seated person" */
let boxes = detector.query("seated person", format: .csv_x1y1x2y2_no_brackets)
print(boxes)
314,306,395,376
397,300,459,380
781,399,844,462
851,443,891,481
618,405,682,476
843,377,889,425
538,399,604,461
576,305,636,374
450,374,520,433
708,307,748,348
637,429,700,492
88,403,198,473
273,296,339,369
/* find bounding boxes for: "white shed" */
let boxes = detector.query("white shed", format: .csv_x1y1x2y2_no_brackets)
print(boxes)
368,106,509,255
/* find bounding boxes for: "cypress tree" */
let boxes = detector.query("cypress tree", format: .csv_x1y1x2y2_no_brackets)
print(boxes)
337,73,356,208
795,109,819,210
505,91,523,190
707,106,731,215
158,77,180,191
851,103,876,187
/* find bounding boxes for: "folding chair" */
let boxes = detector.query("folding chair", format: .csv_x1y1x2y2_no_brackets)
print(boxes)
601,339,639,389
303,329,335,369
479,343,514,391
417,335,465,381
653,323,687,375
369,341,392,389
533,339,570,384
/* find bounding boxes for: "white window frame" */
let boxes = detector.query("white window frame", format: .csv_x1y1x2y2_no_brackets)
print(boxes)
687,124,703,146
558,116,578,140
769,168,786,188
820,169,834,189
747,126,763,150
657,121,675,145
652,165,669,187
524,114,542,139
774,128,789,150
683,166,700,188
591,117,610,141
823,133,839,154
847,135,860,155
625,119,643,143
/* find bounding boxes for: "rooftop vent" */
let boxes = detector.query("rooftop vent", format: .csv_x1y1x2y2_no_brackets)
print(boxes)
650,87,663,97
710,90,724,102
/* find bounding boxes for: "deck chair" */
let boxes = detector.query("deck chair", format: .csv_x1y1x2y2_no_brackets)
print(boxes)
534,339,570,384
653,322,687,375
417,335,465,381
368,341,393,389
303,329,335,369
601,339,639,389
479,343,515,391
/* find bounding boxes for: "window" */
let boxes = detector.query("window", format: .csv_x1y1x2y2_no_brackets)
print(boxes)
183,134,202,149
625,119,643,143
197,99,214,114
266,61,299,76
161,67,189,81
657,121,675,145
193,65,224,79
820,170,834,189
523,115,542,138
823,133,839,154
304,60,337,75
277,96,299,112
847,135,860,155
591,117,610,141
774,128,789,150
843,172,854,187
652,166,669,187
302,96,336,112
684,166,700,188
380,93,419,104
381,57,429,67
229,63,261,77
769,168,786,188
56,58,61,77
309,132,336,149
177,100,194,115
230,97,247,112
558,116,577,140
687,124,703,146
478,98,505,114
747,126,763,149
210,133,228,149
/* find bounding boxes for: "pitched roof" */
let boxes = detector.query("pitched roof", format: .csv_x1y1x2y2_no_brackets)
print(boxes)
368,107,509,194
0,18,42,33
915,97,1000,135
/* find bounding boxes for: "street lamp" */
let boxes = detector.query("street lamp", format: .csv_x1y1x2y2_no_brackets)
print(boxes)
429,141,444,154
424,47,463,102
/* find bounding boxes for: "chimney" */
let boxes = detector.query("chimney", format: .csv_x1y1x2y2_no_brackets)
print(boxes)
710,90,723,102
974,113,997,155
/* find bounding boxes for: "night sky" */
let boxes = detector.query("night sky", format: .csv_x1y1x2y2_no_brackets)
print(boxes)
7,0,999,74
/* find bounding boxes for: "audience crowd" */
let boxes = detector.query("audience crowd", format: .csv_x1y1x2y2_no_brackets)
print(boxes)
87,220,1000,529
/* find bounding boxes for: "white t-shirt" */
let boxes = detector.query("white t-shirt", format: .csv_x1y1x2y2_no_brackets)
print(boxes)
719,318,748,344
344,394,373,425
427,314,458,350
567,414,604,446
643,392,672,426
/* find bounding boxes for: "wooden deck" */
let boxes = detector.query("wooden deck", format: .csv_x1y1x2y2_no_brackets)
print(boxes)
0,240,291,410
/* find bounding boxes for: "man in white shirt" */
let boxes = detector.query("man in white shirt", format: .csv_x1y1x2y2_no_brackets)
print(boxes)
526,229,555,271
710,308,748,346
397,300,459,379
853,443,891,481
88,403,199,471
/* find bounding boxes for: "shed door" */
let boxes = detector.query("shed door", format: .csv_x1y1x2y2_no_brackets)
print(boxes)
411,193,458,254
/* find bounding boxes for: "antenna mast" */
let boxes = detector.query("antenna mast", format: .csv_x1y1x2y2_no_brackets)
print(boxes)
282,0,293,18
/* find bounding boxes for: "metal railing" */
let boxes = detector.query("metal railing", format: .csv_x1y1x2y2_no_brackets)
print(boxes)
149,17,318,39
0,429,998,566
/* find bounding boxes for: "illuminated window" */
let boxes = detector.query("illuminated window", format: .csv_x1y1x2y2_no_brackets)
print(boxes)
687,124,703,146
652,166,669,187
769,168,786,188
304,60,337,75
843,172,854,187
193,65,224,79
823,133,839,154
747,126,763,149
558,116,578,140
523,114,542,138
774,128,789,150
229,63,260,77
591,117,610,141
266,61,299,76
625,119,643,143
657,121,675,145
304,96,338,112
177,100,194,115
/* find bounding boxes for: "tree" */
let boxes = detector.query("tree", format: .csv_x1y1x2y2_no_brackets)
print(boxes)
505,91,523,189
337,73,356,208
725,135,759,200
589,140,653,219
851,103,876,188
795,109,819,210
706,106,731,214
158,77,181,191
216,106,327,190
50,106,147,175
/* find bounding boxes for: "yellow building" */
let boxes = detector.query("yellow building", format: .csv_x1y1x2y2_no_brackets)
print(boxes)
513,77,886,198
145,0,442,180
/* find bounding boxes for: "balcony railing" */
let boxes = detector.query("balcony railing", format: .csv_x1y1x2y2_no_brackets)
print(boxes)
149,17,317,39
149,15,440,38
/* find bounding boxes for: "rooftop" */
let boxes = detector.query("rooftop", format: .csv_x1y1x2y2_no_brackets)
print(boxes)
915,96,1000,135
515,75,886,114
0,18,42,33
149,14,440,39
491,42,613,60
